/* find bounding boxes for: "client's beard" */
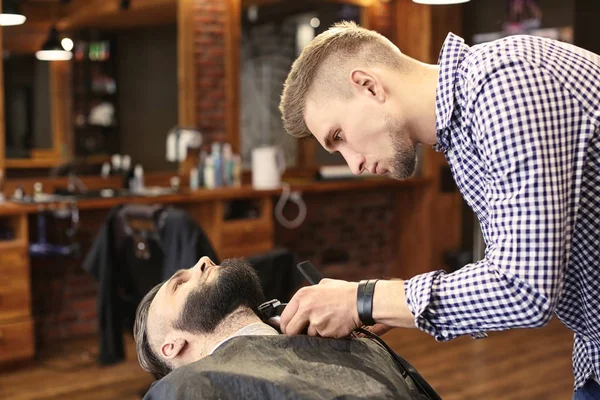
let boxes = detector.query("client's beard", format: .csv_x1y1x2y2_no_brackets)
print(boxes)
173,258,265,334
387,116,417,180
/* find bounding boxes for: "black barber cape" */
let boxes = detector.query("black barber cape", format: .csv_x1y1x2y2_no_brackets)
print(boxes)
143,335,432,400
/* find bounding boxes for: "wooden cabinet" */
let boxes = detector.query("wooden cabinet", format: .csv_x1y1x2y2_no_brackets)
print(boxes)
219,199,274,260
0,284,31,321
0,246,29,285
0,215,34,364
0,320,35,363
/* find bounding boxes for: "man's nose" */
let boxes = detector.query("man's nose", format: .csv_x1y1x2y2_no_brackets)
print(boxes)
342,151,365,175
197,256,215,271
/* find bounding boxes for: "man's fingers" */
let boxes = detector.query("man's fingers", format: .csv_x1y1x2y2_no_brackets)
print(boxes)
279,297,299,333
284,309,310,335
307,325,319,337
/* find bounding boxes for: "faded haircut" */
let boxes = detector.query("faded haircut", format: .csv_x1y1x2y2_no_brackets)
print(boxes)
134,282,172,380
279,21,404,139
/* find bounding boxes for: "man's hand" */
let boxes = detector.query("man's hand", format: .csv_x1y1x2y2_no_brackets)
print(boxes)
280,278,415,337
280,278,361,338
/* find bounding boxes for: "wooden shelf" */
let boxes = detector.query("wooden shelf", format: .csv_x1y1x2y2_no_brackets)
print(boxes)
5,158,63,169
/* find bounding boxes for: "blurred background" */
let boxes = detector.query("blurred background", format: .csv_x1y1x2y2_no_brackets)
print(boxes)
0,0,594,399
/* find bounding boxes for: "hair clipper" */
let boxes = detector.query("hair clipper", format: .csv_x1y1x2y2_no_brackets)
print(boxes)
258,261,324,331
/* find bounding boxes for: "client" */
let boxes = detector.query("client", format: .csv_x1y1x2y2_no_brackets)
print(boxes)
134,256,435,400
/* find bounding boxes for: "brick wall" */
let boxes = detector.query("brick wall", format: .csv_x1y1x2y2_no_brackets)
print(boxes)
194,0,228,144
31,257,98,343
274,191,398,282
30,210,106,344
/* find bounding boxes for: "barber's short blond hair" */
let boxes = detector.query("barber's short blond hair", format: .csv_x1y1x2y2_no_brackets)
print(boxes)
279,21,403,139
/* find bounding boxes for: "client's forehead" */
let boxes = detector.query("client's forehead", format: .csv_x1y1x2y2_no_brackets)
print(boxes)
153,268,185,307
148,268,188,326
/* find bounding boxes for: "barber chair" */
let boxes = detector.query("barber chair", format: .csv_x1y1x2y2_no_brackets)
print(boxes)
247,248,304,303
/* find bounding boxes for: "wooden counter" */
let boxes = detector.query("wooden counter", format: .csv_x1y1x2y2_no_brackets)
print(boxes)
0,177,431,216
0,176,433,364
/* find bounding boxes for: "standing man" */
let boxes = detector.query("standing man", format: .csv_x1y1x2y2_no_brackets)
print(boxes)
278,22,600,398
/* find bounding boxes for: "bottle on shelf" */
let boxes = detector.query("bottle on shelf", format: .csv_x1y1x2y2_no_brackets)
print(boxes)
33,182,44,201
111,154,122,175
190,167,199,191
131,164,145,193
101,162,111,179
222,143,233,186
197,150,207,188
233,154,242,187
170,176,181,192
122,155,134,189
13,185,24,201
204,155,215,190
212,142,222,188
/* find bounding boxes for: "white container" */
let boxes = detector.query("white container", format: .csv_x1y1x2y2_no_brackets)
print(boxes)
252,145,286,190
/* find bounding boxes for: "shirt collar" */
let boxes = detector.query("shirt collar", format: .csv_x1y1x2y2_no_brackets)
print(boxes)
434,33,468,152
210,322,279,354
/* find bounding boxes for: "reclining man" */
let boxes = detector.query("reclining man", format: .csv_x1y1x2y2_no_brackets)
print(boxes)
134,256,437,400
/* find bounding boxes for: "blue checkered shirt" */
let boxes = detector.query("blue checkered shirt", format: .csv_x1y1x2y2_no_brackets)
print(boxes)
404,33,600,391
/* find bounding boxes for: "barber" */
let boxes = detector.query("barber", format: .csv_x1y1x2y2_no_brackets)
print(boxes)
278,22,600,398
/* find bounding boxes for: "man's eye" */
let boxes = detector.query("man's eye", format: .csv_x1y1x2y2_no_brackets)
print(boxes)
333,131,342,142
174,281,183,291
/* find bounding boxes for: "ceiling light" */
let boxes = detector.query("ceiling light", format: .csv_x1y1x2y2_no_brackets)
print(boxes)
310,17,320,29
0,0,26,26
36,27,73,61
61,37,74,52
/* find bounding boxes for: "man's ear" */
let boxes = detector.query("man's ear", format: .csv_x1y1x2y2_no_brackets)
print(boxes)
350,69,385,102
161,335,187,360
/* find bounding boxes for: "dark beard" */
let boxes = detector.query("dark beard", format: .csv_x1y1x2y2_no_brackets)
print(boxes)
173,258,265,334
387,116,417,180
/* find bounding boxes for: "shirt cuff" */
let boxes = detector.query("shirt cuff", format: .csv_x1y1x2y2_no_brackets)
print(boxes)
404,271,488,342
404,271,445,339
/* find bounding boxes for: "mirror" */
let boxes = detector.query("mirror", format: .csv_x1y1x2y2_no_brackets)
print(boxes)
0,0,179,176
71,24,178,172
240,0,362,168
3,54,52,159
114,25,178,172
1,11,74,174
